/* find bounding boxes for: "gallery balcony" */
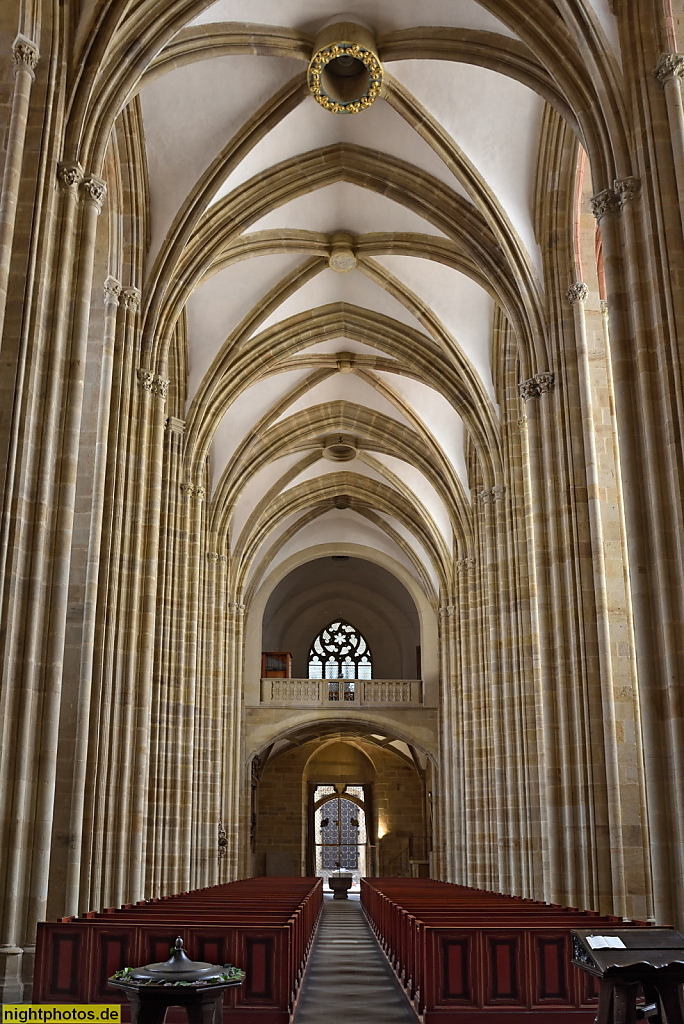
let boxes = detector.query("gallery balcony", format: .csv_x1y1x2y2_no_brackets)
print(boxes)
259,678,423,707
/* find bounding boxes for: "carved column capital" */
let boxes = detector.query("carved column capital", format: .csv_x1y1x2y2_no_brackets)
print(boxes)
12,34,39,77
456,556,476,573
536,371,555,395
590,188,616,221
439,604,457,618
103,276,122,305
121,287,141,313
517,414,528,430
566,282,589,305
601,299,609,318
519,372,555,400
478,488,494,505
591,179,640,219
137,368,154,392
613,176,641,207
57,161,83,193
166,416,185,435
137,368,169,399
181,482,206,500
519,378,539,401
208,551,228,566
492,484,506,502
654,52,684,85
81,175,107,210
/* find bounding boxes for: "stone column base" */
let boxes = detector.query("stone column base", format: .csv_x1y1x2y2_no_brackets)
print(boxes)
0,945,26,1001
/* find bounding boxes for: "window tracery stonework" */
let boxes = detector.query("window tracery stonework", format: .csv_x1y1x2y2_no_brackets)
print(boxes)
308,620,372,679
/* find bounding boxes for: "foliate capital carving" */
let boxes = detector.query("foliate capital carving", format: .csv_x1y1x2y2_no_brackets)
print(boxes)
567,282,589,305
590,178,641,219
208,551,228,566
181,482,206,500
228,601,245,614
519,372,555,400
590,188,615,221
81,175,107,209
103,276,122,304
517,414,528,430
166,416,185,435
492,485,506,502
12,34,38,76
137,368,154,392
456,556,476,573
439,604,457,619
136,367,169,399
121,287,141,313
57,161,83,193
478,488,494,505
600,299,609,318
654,53,684,85
536,371,555,394
518,378,539,402
614,176,641,207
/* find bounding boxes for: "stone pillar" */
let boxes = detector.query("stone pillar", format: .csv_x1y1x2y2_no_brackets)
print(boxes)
205,549,228,887
518,372,562,905
128,369,169,901
148,414,185,896
225,599,246,878
0,35,38,343
437,600,457,881
88,285,141,912
567,281,631,915
592,177,683,924
179,479,205,889
63,275,121,917
654,54,684,229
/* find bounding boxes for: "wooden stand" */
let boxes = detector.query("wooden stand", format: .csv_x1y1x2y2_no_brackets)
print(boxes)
595,969,684,1024
573,928,684,1024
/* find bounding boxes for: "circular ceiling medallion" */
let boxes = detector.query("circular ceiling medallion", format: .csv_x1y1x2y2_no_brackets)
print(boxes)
323,435,357,462
308,42,383,114
329,247,357,272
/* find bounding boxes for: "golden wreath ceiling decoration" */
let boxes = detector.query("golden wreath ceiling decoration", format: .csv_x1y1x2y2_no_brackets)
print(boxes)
307,41,383,114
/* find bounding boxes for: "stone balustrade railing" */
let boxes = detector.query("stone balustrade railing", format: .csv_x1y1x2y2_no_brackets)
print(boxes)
260,678,423,706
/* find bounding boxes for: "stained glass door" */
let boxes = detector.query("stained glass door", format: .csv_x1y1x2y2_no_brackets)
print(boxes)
313,785,367,889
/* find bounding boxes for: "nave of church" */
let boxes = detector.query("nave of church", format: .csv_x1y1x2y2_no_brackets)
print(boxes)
1,0,684,1004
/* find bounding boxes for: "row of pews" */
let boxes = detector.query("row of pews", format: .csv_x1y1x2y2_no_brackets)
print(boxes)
361,878,650,1023
34,877,323,1022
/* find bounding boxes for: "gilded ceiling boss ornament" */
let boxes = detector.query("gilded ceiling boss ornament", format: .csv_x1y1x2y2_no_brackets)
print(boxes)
307,20,383,114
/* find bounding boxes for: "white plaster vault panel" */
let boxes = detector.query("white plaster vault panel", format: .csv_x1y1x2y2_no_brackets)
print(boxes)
139,0,546,593
189,0,521,38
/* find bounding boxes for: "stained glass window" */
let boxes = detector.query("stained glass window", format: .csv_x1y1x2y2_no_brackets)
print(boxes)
313,785,367,888
307,621,373,683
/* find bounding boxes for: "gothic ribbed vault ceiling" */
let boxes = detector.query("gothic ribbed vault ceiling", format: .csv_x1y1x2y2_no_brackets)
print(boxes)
134,0,620,604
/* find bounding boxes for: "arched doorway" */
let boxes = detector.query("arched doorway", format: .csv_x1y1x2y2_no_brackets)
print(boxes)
313,785,368,889
252,729,433,881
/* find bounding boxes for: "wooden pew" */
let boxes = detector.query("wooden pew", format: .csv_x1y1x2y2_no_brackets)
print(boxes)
34,877,323,1023
361,878,651,1023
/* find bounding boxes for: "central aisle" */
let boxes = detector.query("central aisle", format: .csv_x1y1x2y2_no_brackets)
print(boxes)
294,895,417,1023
